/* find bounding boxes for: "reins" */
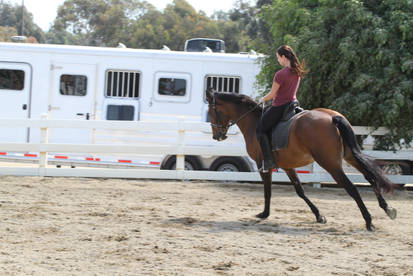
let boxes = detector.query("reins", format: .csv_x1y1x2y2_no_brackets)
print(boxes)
229,101,263,127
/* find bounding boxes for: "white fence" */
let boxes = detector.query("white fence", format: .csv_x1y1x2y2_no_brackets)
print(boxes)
0,117,412,185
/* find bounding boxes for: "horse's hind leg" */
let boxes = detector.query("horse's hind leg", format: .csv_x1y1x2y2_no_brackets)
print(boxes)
329,168,375,231
344,153,397,220
285,169,326,224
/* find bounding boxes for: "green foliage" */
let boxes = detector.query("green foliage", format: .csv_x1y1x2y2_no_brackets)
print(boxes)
259,0,413,149
0,2,45,42
0,26,17,42
1,0,257,52
48,0,148,46
44,0,254,52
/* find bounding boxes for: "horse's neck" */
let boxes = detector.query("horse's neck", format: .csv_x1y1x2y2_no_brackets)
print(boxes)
235,110,260,151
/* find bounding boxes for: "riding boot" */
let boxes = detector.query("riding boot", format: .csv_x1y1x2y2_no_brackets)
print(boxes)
259,135,275,173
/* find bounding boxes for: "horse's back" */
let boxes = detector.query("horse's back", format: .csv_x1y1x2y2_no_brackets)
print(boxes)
294,108,345,142
278,108,346,168
311,108,345,119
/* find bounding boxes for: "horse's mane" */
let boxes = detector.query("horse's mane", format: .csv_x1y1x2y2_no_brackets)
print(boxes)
214,92,263,115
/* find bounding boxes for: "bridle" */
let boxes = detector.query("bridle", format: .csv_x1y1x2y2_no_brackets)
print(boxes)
208,93,262,137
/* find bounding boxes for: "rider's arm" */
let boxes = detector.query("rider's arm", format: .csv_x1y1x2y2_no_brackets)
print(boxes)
261,81,280,103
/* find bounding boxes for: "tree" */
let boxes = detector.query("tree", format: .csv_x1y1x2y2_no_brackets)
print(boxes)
258,0,413,149
0,1,45,42
130,0,226,51
47,0,255,52
48,0,154,46
0,26,17,42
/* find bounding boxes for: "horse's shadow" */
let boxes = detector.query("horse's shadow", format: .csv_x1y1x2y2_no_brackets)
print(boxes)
165,217,347,236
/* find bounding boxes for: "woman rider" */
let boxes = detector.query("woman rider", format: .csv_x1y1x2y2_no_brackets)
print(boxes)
256,45,308,172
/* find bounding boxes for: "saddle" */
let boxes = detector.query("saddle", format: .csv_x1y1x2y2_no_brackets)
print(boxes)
271,101,306,150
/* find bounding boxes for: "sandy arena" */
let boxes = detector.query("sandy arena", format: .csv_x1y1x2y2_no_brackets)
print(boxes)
0,176,412,275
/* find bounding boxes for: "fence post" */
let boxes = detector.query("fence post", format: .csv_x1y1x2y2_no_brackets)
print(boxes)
310,162,323,188
39,114,49,173
176,117,185,172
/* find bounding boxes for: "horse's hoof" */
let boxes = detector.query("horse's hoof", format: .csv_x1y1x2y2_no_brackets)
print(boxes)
386,207,397,220
317,215,327,224
367,224,376,232
256,212,269,219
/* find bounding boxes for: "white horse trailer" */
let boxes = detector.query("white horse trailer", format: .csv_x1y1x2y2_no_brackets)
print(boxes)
0,42,263,171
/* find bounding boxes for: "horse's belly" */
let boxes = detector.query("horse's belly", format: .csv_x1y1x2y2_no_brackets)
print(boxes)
277,149,314,169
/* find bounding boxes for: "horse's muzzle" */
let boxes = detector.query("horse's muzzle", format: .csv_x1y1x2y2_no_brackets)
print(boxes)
213,133,228,141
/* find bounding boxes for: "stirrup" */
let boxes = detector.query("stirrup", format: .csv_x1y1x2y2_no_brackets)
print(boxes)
259,160,273,173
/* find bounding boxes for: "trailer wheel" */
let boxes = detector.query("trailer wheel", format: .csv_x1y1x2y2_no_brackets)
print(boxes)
161,156,202,171
210,157,250,172
379,161,411,188
380,162,410,175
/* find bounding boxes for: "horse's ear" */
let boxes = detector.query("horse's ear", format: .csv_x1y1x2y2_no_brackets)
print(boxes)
206,87,214,103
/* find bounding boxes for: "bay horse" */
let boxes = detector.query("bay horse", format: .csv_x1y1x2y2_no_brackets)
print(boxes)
206,88,396,231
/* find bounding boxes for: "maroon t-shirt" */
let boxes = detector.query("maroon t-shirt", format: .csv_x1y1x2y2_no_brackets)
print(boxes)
272,67,300,106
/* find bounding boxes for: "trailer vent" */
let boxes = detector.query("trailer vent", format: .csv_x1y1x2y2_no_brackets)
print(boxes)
105,70,140,98
206,75,240,93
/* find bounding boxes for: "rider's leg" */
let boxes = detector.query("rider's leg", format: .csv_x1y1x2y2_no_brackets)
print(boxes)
256,106,280,172
256,103,291,172
258,133,274,172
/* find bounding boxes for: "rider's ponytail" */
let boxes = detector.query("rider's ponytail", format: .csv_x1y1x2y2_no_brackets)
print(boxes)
277,45,308,78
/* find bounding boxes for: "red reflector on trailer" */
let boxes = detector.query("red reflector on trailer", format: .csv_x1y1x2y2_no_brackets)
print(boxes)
86,157,101,161
118,160,132,163
149,161,160,165
54,155,68,159
297,170,310,174
24,154,37,157
0,152,7,155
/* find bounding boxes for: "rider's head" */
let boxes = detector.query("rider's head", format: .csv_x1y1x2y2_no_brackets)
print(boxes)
277,45,308,78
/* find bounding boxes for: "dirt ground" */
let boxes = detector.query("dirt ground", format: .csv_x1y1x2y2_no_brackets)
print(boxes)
0,176,412,275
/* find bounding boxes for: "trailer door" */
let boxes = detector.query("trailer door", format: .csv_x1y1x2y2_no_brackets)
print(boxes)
49,63,96,143
0,62,31,142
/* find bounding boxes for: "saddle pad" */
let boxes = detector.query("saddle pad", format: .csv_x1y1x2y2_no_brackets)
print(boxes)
271,110,308,150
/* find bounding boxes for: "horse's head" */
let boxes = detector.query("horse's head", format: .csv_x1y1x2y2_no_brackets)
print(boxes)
206,88,231,141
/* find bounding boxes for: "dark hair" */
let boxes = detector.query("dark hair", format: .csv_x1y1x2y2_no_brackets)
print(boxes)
277,45,308,78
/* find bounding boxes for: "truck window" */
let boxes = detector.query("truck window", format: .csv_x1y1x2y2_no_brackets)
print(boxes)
206,75,240,93
185,38,225,53
105,70,140,98
60,74,87,96
158,78,187,96
106,105,135,120
0,69,24,90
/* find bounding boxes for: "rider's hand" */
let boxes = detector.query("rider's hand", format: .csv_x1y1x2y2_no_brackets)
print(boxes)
260,97,266,104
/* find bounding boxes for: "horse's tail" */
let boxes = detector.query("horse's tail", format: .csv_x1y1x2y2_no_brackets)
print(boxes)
332,116,394,193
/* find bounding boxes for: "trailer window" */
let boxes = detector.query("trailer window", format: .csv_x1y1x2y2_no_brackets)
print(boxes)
158,78,186,96
206,75,240,93
0,69,25,90
106,105,135,121
60,74,87,96
105,70,140,98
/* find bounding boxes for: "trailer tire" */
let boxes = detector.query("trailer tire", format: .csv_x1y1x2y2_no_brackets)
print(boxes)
161,155,202,171
379,161,411,188
379,162,410,175
210,157,250,172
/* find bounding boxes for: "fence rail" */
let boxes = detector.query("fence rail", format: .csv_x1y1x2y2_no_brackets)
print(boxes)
0,117,412,184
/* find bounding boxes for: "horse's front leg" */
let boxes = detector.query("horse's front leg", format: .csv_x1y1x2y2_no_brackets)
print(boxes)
256,171,272,219
285,169,326,224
